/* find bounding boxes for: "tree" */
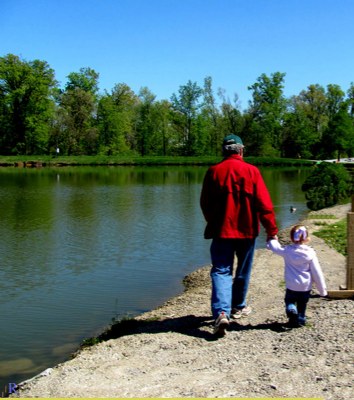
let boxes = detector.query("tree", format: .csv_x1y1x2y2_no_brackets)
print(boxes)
297,84,328,138
0,54,57,154
218,88,244,148
199,76,220,155
321,102,354,160
54,68,99,155
150,100,174,155
326,84,345,119
347,82,354,119
65,67,99,95
136,87,156,156
97,83,137,155
170,80,203,155
281,97,316,159
347,83,354,156
247,72,286,156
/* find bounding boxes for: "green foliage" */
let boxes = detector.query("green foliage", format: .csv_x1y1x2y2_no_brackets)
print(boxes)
320,102,354,160
81,336,101,348
0,155,315,167
65,67,99,95
297,84,329,138
281,98,318,159
326,84,345,118
0,54,56,154
97,83,137,155
1,54,354,159
53,67,100,155
170,80,203,155
246,72,287,156
302,162,353,210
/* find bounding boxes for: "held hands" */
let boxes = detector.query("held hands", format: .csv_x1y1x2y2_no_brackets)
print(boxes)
267,235,278,242
266,235,278,249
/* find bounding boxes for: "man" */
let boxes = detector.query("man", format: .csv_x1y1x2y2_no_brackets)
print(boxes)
200,134,278,336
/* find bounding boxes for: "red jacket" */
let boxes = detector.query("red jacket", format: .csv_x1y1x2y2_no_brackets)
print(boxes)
200,155,278,239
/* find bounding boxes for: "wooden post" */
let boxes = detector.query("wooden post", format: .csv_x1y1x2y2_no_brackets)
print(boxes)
327,195,354,299
347,205,354,290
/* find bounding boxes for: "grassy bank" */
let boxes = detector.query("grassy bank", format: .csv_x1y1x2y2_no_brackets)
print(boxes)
0,155,315,167
312,217,347,256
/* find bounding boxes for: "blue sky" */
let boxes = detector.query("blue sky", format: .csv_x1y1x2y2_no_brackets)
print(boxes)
1,0,353,110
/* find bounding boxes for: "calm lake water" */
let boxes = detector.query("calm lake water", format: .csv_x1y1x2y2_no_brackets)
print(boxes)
0,165,311,389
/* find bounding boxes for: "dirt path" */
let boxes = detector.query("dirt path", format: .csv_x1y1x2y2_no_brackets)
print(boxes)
14,204,353,399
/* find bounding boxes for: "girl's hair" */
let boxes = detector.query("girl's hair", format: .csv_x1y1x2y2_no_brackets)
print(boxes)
290,225,309,244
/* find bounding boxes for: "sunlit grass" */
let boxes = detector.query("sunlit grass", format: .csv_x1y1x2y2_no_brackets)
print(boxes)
308,214,337,220
0,155,315,167
313,219,347,256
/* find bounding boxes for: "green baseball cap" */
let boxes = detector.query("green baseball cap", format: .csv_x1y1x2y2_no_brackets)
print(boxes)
223,134,243,146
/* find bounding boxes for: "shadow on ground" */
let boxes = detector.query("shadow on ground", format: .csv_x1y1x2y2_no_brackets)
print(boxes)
80,314,294,348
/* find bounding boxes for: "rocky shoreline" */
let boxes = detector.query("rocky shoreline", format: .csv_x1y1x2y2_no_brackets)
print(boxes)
13,203,353,399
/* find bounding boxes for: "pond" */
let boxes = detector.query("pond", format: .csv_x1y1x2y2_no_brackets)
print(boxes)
0,165,311,389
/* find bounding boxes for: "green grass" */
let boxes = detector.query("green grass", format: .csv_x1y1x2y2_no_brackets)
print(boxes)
313,218,347,256
278,280,286,288
80,316,139,349
0,155,316,167
308,214,337,220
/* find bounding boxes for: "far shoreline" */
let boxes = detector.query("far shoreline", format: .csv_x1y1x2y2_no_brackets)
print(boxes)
0,155,315,168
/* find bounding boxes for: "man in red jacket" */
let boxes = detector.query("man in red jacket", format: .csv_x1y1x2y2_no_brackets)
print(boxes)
200,134,278,336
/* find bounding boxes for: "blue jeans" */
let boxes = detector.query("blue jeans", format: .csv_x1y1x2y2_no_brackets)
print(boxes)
210,238,256,319
285,288,311,325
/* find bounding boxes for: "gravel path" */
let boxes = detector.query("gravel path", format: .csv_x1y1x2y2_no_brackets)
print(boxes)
14,204,353,399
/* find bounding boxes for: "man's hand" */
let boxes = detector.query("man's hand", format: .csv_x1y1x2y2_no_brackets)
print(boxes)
267,235,278,241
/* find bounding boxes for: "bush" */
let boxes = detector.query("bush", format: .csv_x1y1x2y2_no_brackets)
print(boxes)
302,162,353,210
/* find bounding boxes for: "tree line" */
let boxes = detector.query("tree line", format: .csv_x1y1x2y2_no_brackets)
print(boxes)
1,53,353,159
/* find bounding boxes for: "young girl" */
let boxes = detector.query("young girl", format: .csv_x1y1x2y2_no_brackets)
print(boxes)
267,225,327,327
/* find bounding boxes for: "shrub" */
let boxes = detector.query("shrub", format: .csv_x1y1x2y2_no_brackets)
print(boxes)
302,162,353,210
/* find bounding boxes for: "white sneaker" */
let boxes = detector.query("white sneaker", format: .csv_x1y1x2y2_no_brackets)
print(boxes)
213,311,229,336
231,306,252,319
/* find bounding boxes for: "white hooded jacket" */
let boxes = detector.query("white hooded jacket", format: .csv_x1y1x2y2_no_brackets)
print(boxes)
267,239,327,296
